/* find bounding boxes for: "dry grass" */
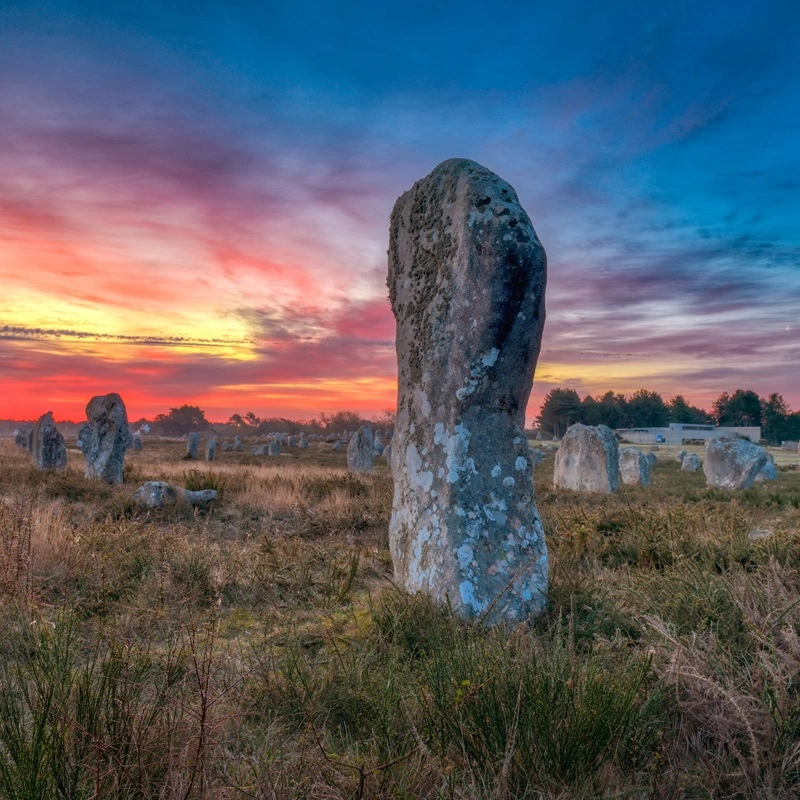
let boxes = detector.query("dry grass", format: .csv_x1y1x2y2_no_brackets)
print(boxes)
0,437,798,798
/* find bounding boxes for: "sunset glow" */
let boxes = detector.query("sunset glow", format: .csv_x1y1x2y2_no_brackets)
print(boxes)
2,2,799,423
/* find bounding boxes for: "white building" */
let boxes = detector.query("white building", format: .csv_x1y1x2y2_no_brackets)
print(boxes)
615,423,761,445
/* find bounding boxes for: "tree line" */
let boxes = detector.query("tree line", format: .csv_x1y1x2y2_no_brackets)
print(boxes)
537,388,800,444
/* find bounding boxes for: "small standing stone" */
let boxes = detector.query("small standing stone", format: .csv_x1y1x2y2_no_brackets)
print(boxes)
619,447,651,487
676,450,687,464
645,452,657,469
347,426,374,474
32,412,67,470
299,435,309,448
233,436,244,452
205,438,217,461
704,436,767,490
755,453,778,483
268,439,281,456
131,434,143,451
187,432,201,459
333,441,343,451
681,453,700,472
15,423,34,451
554,424,619,493
382,443,392,472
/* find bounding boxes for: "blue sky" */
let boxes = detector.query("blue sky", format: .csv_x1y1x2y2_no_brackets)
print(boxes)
1,0,798,420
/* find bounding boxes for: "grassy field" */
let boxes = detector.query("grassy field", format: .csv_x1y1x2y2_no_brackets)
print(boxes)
0,436,798,798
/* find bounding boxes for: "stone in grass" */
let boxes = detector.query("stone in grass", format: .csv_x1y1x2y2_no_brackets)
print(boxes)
132,481,217,509
233,436,244,452
645,452,657,469
754,452,778,483
676,450,687,464
347,425,374,474
268,439,281,456
186,432,200,460
131,434,143,451
703,436,767,490
15,423,34,451
681,453,700,472
388,158,548,624
205,438,217,461
554,424,619,494
32,411,67,470
619,447,651,487
82,393,130,484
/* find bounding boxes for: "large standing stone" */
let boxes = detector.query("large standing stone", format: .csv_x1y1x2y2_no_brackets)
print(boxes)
619,447,651,487
82,393,130,484
347,426,374,474
553,424,619,494
681,453,700,472
15,423,34,451
388,158,548,624
32,412,67,470
704,436,768,490
186,432,200,460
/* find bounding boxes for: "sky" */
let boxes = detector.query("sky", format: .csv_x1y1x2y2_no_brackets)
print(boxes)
1,0,799,424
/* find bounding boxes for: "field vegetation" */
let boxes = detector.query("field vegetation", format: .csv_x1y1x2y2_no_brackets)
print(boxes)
0,437,798,798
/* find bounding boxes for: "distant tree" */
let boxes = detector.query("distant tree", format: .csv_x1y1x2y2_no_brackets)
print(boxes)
537,388,582,438
153,405,211,435
668,395,710,424
579,395,603,426
625,390,669,428
762,393,792,444
712,389,762,427
596,391,627,429
372,408,397,431
320,410,366,432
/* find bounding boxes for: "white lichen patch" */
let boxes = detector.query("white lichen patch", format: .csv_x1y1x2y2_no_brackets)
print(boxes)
491,464,501,478
503,476,515,487
515,456,528,471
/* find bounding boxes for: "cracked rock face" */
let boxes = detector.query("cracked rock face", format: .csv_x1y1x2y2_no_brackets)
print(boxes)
387,158,548,625
553,424,619,493
32,411,67,470
82,393,130,484
704,436,767,490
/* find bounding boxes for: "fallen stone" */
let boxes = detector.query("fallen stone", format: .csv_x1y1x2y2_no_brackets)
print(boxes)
132,481,217,509
82,393,130,484
554,424,619,493
704,436,767,490
32,412,67,470
347,426,374,474
388,158,548,624
619,447,651,486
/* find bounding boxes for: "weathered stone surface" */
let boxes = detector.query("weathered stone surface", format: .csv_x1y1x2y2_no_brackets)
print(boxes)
704,436,768,490
205,438,216,461
32,412,67,470
755,452,778,483
529,449,544,467
373,433,384,454
299,435,309,448
676,450,687,464
132,481,217,509
233,436,244,452
681,453,700,471
268,440,281,456
82,393,130,484
287,436,298,447
554,424,619,494
347,426,374,473
619,447,651,487
131,434,143,451
15,423,34,451
645,452,657,469
186,432,200,460
388,158,548,624
382,443,392,470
